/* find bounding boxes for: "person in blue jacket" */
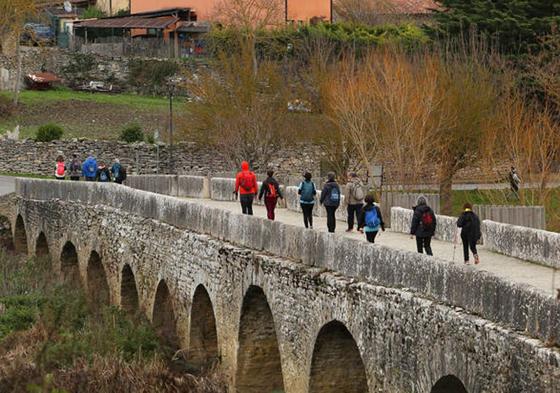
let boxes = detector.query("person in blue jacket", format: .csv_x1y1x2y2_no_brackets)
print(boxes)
82,153,98,181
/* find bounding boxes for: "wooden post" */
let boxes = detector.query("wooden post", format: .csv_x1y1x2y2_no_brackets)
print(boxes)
173,30,179,58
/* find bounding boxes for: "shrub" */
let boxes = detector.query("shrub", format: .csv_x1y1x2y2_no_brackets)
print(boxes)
0,95,14,119
80,6,106,19
35,123,64,142
127,59,179,95
120,123,144,143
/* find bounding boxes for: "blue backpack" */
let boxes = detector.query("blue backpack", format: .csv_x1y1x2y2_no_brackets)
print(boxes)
300,181,316,203
85,159,97,176
329,187,340,204
99,170,109,182
365,208,380,228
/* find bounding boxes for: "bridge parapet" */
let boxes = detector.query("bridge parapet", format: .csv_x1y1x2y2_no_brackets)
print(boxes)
15,178,560,348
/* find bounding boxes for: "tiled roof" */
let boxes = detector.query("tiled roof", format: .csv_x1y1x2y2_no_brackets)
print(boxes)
387,0,439,15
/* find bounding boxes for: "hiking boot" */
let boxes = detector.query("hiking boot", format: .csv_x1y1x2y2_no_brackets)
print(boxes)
464,260,470,265
474,254,480,264
346,228,353,232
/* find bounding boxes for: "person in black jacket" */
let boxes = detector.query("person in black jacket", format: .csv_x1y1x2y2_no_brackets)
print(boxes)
319,172,341,233
258,170,284,220
457,203,481,264
358,194,385,243
410,195,437,256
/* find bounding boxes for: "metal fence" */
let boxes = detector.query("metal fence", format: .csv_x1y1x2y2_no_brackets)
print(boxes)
473,205,546,230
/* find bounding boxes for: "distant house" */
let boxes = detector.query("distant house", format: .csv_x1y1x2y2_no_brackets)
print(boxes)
130,0,332,24
96,0,132,16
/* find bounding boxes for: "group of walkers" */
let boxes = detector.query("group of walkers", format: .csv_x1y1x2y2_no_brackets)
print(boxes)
55,152,127,184
233,161,482,264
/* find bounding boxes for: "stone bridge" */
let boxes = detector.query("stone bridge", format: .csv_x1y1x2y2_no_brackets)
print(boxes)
1,179,559,393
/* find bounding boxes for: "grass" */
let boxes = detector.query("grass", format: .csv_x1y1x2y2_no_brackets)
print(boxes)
0,88,184,140
0,172,51,179
0,88,172,111
0,249,227,392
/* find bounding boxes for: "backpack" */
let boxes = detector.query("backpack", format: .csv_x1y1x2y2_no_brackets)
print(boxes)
56,162,65,177
99,170,108,182
365,207,381,228
71,159,81,172
329,186,340,204
86,160,96,175
240,172,255,192
300,181,315,202
267,182,277,198
353,183,365,201
421,211,434,228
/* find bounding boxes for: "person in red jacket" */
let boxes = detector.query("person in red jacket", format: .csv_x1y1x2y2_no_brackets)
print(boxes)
234,161,258,215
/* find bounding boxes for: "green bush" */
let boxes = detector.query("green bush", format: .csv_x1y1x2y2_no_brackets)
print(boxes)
80,6,106,19
127,59,180,95
36,123,64,142
120,123,145,143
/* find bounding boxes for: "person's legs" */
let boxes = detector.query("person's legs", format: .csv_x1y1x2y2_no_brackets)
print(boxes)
366,231,378,243
240,195,251,215
326,206,337,233
354,204,363,229
265,197,277,220
415,236,423,253
246,198,254,216
461,234,469,262
424,236,433,256
70,176,80,181
470,238,479,264
301,204,313,228
347,205,354,230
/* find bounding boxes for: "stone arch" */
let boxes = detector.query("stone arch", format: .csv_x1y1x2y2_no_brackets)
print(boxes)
35,232,50,259
14,215,28,255
86,251,110,307
60,241,80,285
431,375,468,393
236,285,284,393
153,279,180,350
188,284,219,370
309,320,368,393
120,264,139,314
0,215,14,251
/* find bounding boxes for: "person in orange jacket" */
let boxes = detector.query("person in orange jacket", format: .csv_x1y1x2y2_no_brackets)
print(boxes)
234,161,258,215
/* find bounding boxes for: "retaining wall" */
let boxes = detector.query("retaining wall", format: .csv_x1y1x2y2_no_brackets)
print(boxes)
483,221,560,269
125,175,210,199
15,178,560,348
390,207,459,242
474,205,546,230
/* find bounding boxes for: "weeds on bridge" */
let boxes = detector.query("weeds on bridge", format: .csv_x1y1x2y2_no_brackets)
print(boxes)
0,249,227,393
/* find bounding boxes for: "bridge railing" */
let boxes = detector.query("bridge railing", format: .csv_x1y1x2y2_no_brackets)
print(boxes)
15,178,560,348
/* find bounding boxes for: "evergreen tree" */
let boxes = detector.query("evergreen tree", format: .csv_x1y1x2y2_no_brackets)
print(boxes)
428,0,560,53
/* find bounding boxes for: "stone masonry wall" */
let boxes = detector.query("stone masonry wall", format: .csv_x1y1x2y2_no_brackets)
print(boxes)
0,139,324,181
7,195,560,393
14,179,560,350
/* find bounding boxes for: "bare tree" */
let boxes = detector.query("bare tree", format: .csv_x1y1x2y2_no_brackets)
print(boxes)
0,0,37,106
333,0,407,25
212,0,284,75
182,48,290,169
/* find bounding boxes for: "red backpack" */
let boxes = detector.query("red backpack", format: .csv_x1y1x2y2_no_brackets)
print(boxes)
267,183,277,198
421,211,434,228
56,162,65,177
240,172,255,192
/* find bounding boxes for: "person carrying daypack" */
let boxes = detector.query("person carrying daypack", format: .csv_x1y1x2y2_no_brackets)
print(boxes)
96,161,112,183
410,195,437,256
82,153,98,182
457,203,482,265
234,161,258,215
508,166,521,199
358,194,385,243
345,172,365,232
258,169,284,220
298,172,317,229
69,154,82,181
320,172,341,233
55,155,66,180
111,158,124,184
